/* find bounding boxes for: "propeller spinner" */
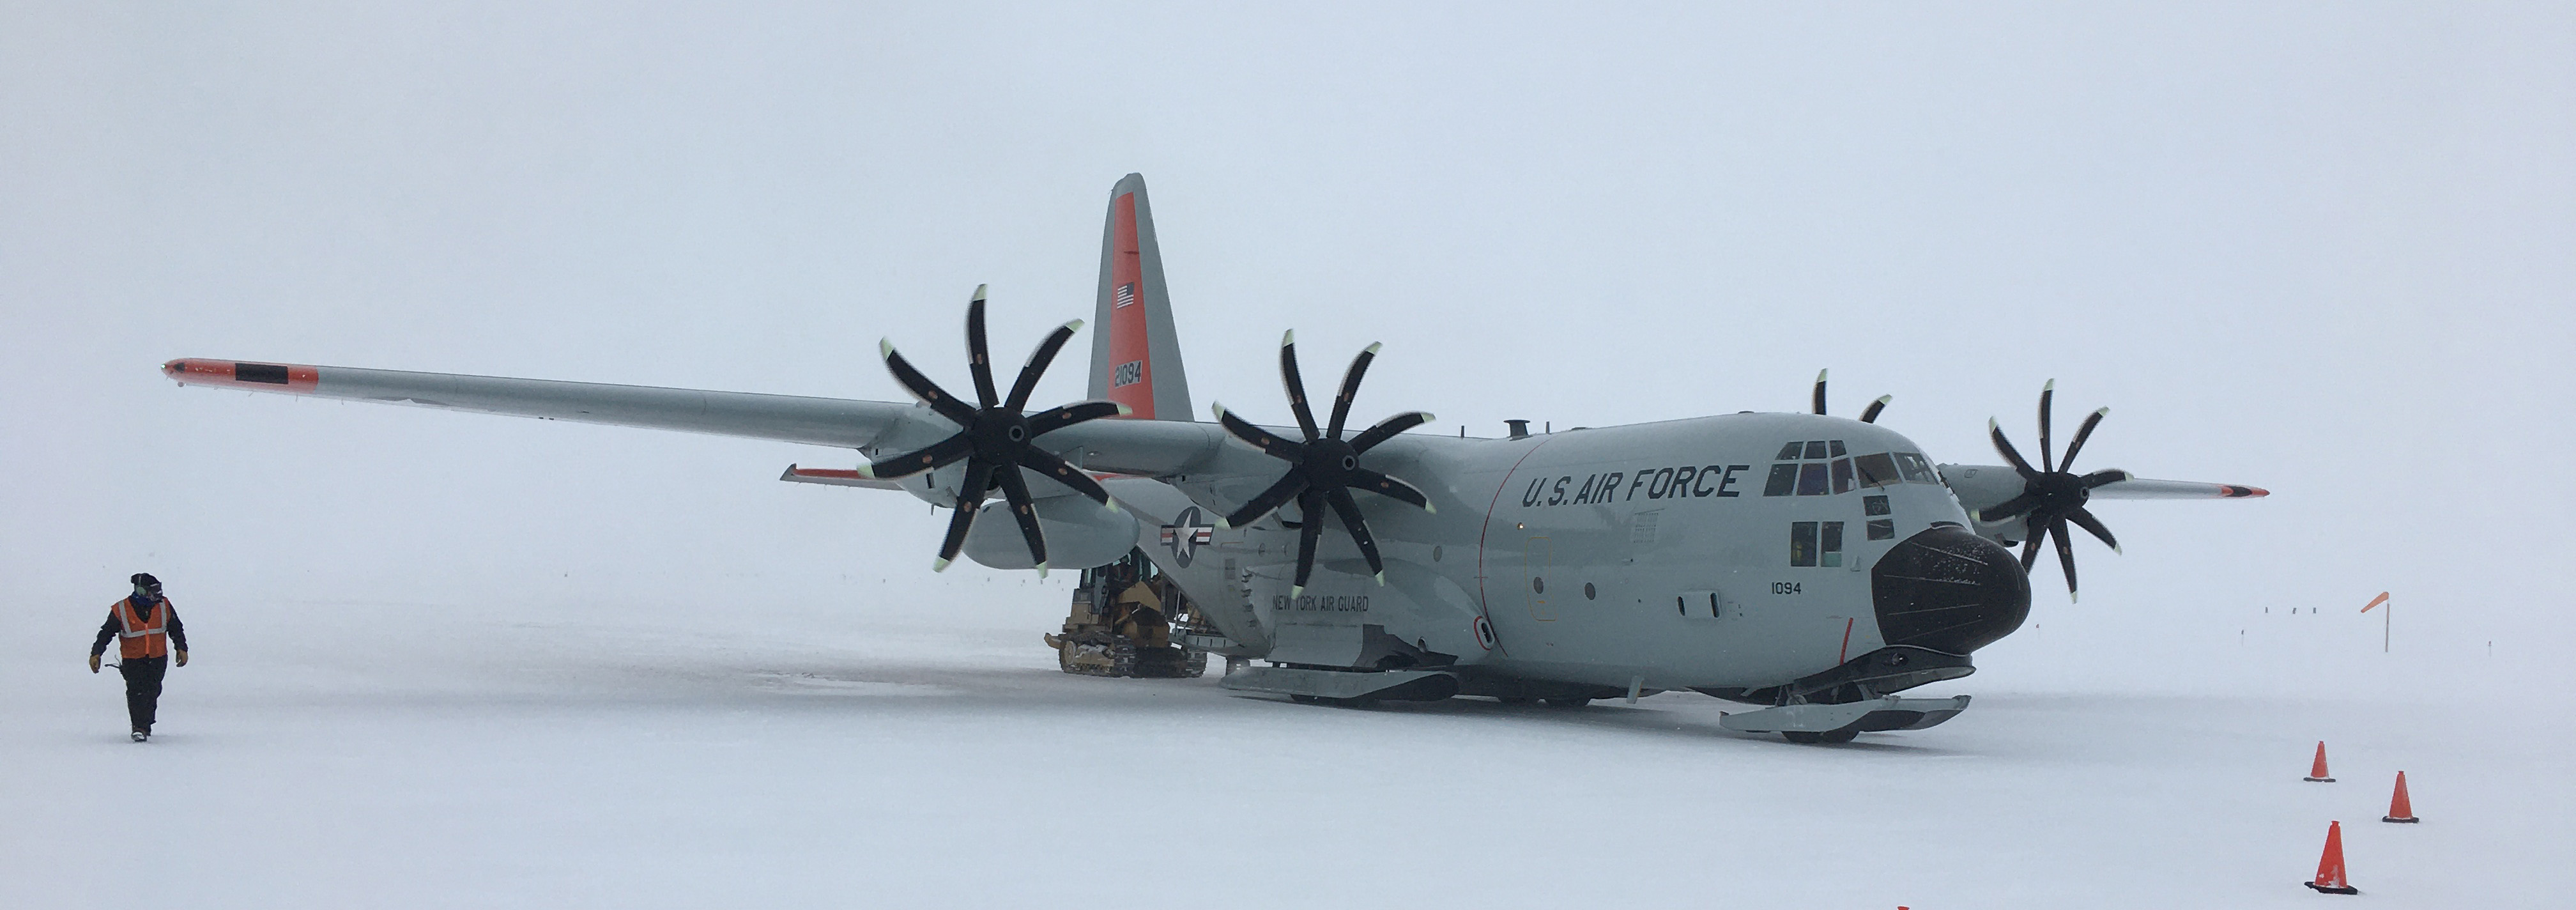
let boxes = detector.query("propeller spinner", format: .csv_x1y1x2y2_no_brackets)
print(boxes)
1975,380,2132,601
861,286,1129,575
1212,332,1437,595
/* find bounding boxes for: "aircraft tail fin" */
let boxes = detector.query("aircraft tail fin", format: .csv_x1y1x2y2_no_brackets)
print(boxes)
1085,173,1194,420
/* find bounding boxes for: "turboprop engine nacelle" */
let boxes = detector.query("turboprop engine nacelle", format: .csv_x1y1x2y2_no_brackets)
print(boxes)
960,495,1140,571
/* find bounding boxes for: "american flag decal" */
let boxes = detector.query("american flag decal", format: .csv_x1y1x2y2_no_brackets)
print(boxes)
1114,282,1137,307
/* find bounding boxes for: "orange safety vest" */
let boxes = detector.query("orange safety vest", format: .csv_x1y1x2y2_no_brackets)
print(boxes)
114,597,170,659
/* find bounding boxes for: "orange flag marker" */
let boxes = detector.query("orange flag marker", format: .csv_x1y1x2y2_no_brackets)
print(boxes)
2304,741,2336,782
2303,821,2360,894
2382,771,2418,823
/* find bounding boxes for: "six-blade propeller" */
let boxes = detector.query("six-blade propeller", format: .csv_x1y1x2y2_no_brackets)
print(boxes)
1211,331,1436,595
859,285,1128,575
1974,380,2132,601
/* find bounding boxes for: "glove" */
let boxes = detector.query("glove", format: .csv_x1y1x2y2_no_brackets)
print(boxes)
175,650,188,667
89,654,100,673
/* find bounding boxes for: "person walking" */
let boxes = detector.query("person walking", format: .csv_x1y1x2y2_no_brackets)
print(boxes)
88,573,188,742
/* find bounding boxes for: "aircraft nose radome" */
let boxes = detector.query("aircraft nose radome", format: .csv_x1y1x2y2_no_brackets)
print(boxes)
1870,526,2032,655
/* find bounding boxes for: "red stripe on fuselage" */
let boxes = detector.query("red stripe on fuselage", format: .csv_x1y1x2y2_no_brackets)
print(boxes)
1105,193,1154,419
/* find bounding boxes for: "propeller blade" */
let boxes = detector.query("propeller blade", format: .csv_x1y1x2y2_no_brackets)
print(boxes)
2066,507,2121,553
2079,468,2134,490
2037,379,2056,473
2059,406,2108,470
1278,331,1320,440
880,341,979,428
1002,319,1084,413
1220,470,1309,529
2019,535,2044,572
857,433,974,480
1347,467,1433,511
933,462,997,571
1346,410,1434,454
1988,419,2039,477
966,288,999,409
1323,486,1386,582
1974,492,2040,523
994,462,1048,574
1016,449,1114,509
1326,343,1381,439
1289,488,1326,595
1859,395,1890,424
1026,400,1125,436
2048,519,2079,601
1213,404,1307,461
1812,369,1828,416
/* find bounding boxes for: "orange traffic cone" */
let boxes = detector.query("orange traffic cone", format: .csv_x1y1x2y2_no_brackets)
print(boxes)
2304,820,2360,894
2382,771,2418,823
2303,741,2336,782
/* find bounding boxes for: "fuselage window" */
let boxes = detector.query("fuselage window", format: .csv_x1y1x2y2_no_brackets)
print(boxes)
1867,518,1896,541
1863,494,1891,516
1820,521,1845,567
1854,453,1901,488
1795,462,1830,495
1763,463,1799,496
1894,452,1938,484
1831,458,1855,494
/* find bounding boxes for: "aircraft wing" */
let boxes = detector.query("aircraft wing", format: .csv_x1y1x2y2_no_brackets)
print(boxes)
165,358,920,450
2086,477,2269,500
162,358,1285,480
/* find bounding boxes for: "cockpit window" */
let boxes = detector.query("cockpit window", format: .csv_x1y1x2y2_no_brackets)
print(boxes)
1763,463,1798,497
1853,452,1901,488
1795,462,1830,495
1828,440,1848,457
1802,440,1830,460
1830,457,1855,494
1894,452,1937,484
1775,442,1805,460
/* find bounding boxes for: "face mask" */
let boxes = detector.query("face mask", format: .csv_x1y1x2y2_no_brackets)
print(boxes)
134,584,160,600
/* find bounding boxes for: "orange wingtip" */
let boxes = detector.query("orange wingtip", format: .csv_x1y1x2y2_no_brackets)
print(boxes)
2219,485,2269,498
164,359,319,393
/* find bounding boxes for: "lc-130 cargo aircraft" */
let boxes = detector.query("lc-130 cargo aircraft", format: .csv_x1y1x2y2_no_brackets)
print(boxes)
167,174,2266,743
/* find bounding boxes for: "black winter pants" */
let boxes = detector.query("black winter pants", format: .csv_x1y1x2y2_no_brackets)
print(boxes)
117,656,167,732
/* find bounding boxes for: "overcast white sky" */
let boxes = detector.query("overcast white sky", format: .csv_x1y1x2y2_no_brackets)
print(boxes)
5,3,2570,688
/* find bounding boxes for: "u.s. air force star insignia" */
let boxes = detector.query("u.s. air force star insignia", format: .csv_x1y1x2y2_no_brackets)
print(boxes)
1158,506,1216,567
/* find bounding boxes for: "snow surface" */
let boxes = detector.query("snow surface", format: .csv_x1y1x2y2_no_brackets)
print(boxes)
5,583,2563,909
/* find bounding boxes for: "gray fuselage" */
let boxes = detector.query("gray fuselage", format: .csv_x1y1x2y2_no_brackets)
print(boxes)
1116,412,2031,697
